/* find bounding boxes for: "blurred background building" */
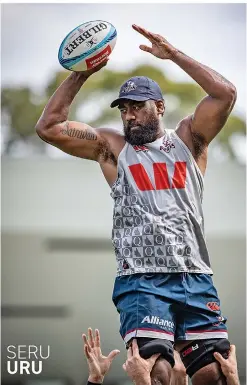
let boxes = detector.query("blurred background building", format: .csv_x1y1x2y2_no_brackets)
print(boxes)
1,3,246,385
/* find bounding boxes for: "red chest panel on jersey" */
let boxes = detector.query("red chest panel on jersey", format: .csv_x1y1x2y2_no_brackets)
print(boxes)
129,162,187,191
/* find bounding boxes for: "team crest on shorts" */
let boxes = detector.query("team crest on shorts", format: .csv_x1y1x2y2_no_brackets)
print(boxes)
206,302,220,311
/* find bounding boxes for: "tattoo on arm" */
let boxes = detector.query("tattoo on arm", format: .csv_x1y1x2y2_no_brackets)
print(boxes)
61,124,97,141
60,122,117,164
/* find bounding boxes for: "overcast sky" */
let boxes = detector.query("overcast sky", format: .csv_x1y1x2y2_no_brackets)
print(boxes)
1,3,246,117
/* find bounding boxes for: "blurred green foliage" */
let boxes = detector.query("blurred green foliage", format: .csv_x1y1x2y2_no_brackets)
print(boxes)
1,64,245,158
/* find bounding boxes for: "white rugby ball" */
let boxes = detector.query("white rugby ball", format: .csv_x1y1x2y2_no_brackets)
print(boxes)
58,20,117,71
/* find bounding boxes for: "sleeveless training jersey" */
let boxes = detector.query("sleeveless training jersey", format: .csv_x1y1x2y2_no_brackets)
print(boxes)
110,130,213,276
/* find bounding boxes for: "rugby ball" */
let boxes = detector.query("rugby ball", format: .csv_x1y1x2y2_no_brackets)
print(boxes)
58,20,117,71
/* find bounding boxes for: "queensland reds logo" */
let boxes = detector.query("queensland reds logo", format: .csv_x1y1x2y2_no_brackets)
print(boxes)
206,302,220,311
160,139,175,153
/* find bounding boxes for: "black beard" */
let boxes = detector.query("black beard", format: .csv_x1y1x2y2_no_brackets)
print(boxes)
124,117,160,146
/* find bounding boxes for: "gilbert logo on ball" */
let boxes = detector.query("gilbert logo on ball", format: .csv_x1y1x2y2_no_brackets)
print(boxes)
58,20,117,71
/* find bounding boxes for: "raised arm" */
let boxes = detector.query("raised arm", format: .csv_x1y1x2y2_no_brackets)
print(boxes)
170,51,236,144
35,61,122,163
132,24,237,145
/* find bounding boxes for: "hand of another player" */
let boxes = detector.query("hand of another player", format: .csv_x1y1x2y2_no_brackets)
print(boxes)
132,24,177,60
123,339,160,385
214,345,240,384
173,350,187,375
82,328,120,384
171,350,188,385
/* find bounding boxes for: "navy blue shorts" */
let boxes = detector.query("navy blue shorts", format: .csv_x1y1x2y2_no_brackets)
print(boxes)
112,273,228,344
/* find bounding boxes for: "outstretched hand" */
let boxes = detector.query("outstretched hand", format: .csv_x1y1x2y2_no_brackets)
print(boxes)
82,328,120,383
132,24,177,60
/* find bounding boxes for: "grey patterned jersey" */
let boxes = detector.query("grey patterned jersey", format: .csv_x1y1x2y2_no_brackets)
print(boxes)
110,130,213,276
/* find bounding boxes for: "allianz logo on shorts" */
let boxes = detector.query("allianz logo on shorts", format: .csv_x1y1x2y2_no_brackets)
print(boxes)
141,316,174,329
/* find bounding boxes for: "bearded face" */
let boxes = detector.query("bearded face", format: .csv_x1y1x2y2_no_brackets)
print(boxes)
120,100,162,145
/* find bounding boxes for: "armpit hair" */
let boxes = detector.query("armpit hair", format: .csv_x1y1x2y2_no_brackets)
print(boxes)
191,131,207,160
96,139,117,165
